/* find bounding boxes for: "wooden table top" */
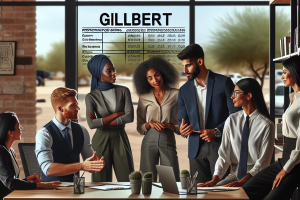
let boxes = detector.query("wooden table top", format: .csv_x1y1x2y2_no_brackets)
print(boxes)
4,182,249,200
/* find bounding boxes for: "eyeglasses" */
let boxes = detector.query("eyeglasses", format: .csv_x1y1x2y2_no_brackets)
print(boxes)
232,91,245,98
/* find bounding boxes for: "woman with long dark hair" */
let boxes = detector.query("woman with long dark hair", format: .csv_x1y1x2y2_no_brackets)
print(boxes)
0,112,60,199
133,56,180,181
243,56,300,200
85,55,134,182
198,78,275,187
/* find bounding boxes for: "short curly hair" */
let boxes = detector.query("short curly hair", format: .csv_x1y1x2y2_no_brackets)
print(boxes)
133,56,179,95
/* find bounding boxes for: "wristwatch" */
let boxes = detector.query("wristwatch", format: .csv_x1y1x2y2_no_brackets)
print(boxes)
214,128,221,138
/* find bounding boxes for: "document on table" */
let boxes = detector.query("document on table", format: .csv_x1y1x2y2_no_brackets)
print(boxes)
197,187,240,192
152,183,162,188
59,182,74,187
88,185,131,190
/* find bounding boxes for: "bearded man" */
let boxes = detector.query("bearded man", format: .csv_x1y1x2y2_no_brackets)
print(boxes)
35,87,105,182
177,44,241,183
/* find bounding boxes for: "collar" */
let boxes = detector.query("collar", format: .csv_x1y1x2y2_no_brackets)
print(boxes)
243,109,259,121
52,117,72,131
291,91,300,100
194,70,209,88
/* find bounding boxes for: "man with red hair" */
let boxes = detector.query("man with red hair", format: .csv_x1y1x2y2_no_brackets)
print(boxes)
35,87,105,182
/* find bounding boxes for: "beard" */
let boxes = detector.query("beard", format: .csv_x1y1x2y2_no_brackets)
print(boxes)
63,109,78,120
186,63,201,80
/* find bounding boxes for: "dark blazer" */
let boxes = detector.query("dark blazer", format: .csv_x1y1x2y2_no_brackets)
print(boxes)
0,145,36,199
178,70,242,159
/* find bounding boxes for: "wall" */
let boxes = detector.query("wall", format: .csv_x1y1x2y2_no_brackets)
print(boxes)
0,5,36,179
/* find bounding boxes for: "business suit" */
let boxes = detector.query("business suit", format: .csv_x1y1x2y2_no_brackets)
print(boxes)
0,145,36,199
178,70,241,183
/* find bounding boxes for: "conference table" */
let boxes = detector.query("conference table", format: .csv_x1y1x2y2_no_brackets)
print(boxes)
4,182,249,200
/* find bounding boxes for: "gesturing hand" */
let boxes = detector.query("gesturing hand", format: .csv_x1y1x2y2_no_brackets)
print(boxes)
180,119,193,136
82,153,105,172
89,152,100,161
27,173,41,183
148,121,164,132
272,169,287,190
199,129,215,142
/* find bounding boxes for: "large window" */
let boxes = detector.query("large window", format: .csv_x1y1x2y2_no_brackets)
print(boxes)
36,6,65,131
2,0,274,181
77,6,189,181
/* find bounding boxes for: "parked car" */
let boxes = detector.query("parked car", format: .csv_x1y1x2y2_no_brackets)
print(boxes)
36,70,53,86
229,73,243,84
275,69,283,84
274,83,284,116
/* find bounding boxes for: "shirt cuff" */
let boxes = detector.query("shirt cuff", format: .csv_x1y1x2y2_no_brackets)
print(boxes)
137,123,148,135
214,170,223,178
248,169,258,177
141,123,148,135
283,159,296,173
174,125,180,135
43,162,53,176
116,117,123,125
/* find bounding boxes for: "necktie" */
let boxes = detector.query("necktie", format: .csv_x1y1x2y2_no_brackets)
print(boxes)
64,127,72,152
238,115,250,180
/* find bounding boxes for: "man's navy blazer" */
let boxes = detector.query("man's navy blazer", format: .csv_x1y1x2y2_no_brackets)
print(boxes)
178,70,242,159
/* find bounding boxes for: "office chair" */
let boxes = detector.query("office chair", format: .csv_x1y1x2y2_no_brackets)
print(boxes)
18,143,43,178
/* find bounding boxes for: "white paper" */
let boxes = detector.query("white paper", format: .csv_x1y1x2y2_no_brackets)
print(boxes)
59,182,74,187
152,183,162,187
88,185,131,190
197,187,240,191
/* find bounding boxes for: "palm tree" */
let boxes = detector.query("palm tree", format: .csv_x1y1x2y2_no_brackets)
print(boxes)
205,7,290,88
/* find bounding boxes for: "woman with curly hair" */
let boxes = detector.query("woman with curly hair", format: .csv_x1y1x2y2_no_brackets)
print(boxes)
133,56,180,181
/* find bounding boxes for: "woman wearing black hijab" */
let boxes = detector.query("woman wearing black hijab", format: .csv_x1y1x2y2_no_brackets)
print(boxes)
0,112,60,199
85,55,134,182
243,56,300,200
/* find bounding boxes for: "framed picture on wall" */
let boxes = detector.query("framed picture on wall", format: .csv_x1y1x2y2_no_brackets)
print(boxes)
0,41,16,75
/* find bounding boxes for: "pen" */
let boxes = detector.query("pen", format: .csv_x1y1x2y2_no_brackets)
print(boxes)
187,171,198,192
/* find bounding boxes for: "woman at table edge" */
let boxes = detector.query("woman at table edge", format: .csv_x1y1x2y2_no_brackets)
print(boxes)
198,78,274,188
242,56,300,200
0,112,60,199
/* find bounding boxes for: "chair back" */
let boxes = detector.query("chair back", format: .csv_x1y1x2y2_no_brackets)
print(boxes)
18,143,42,178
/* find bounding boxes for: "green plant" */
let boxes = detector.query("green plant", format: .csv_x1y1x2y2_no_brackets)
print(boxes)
129,171,142,180
205,7,290,88
180,170,189,175
143,172,153,179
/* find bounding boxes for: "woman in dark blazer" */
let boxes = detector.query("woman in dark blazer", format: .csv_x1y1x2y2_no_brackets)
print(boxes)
0,112,60,199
